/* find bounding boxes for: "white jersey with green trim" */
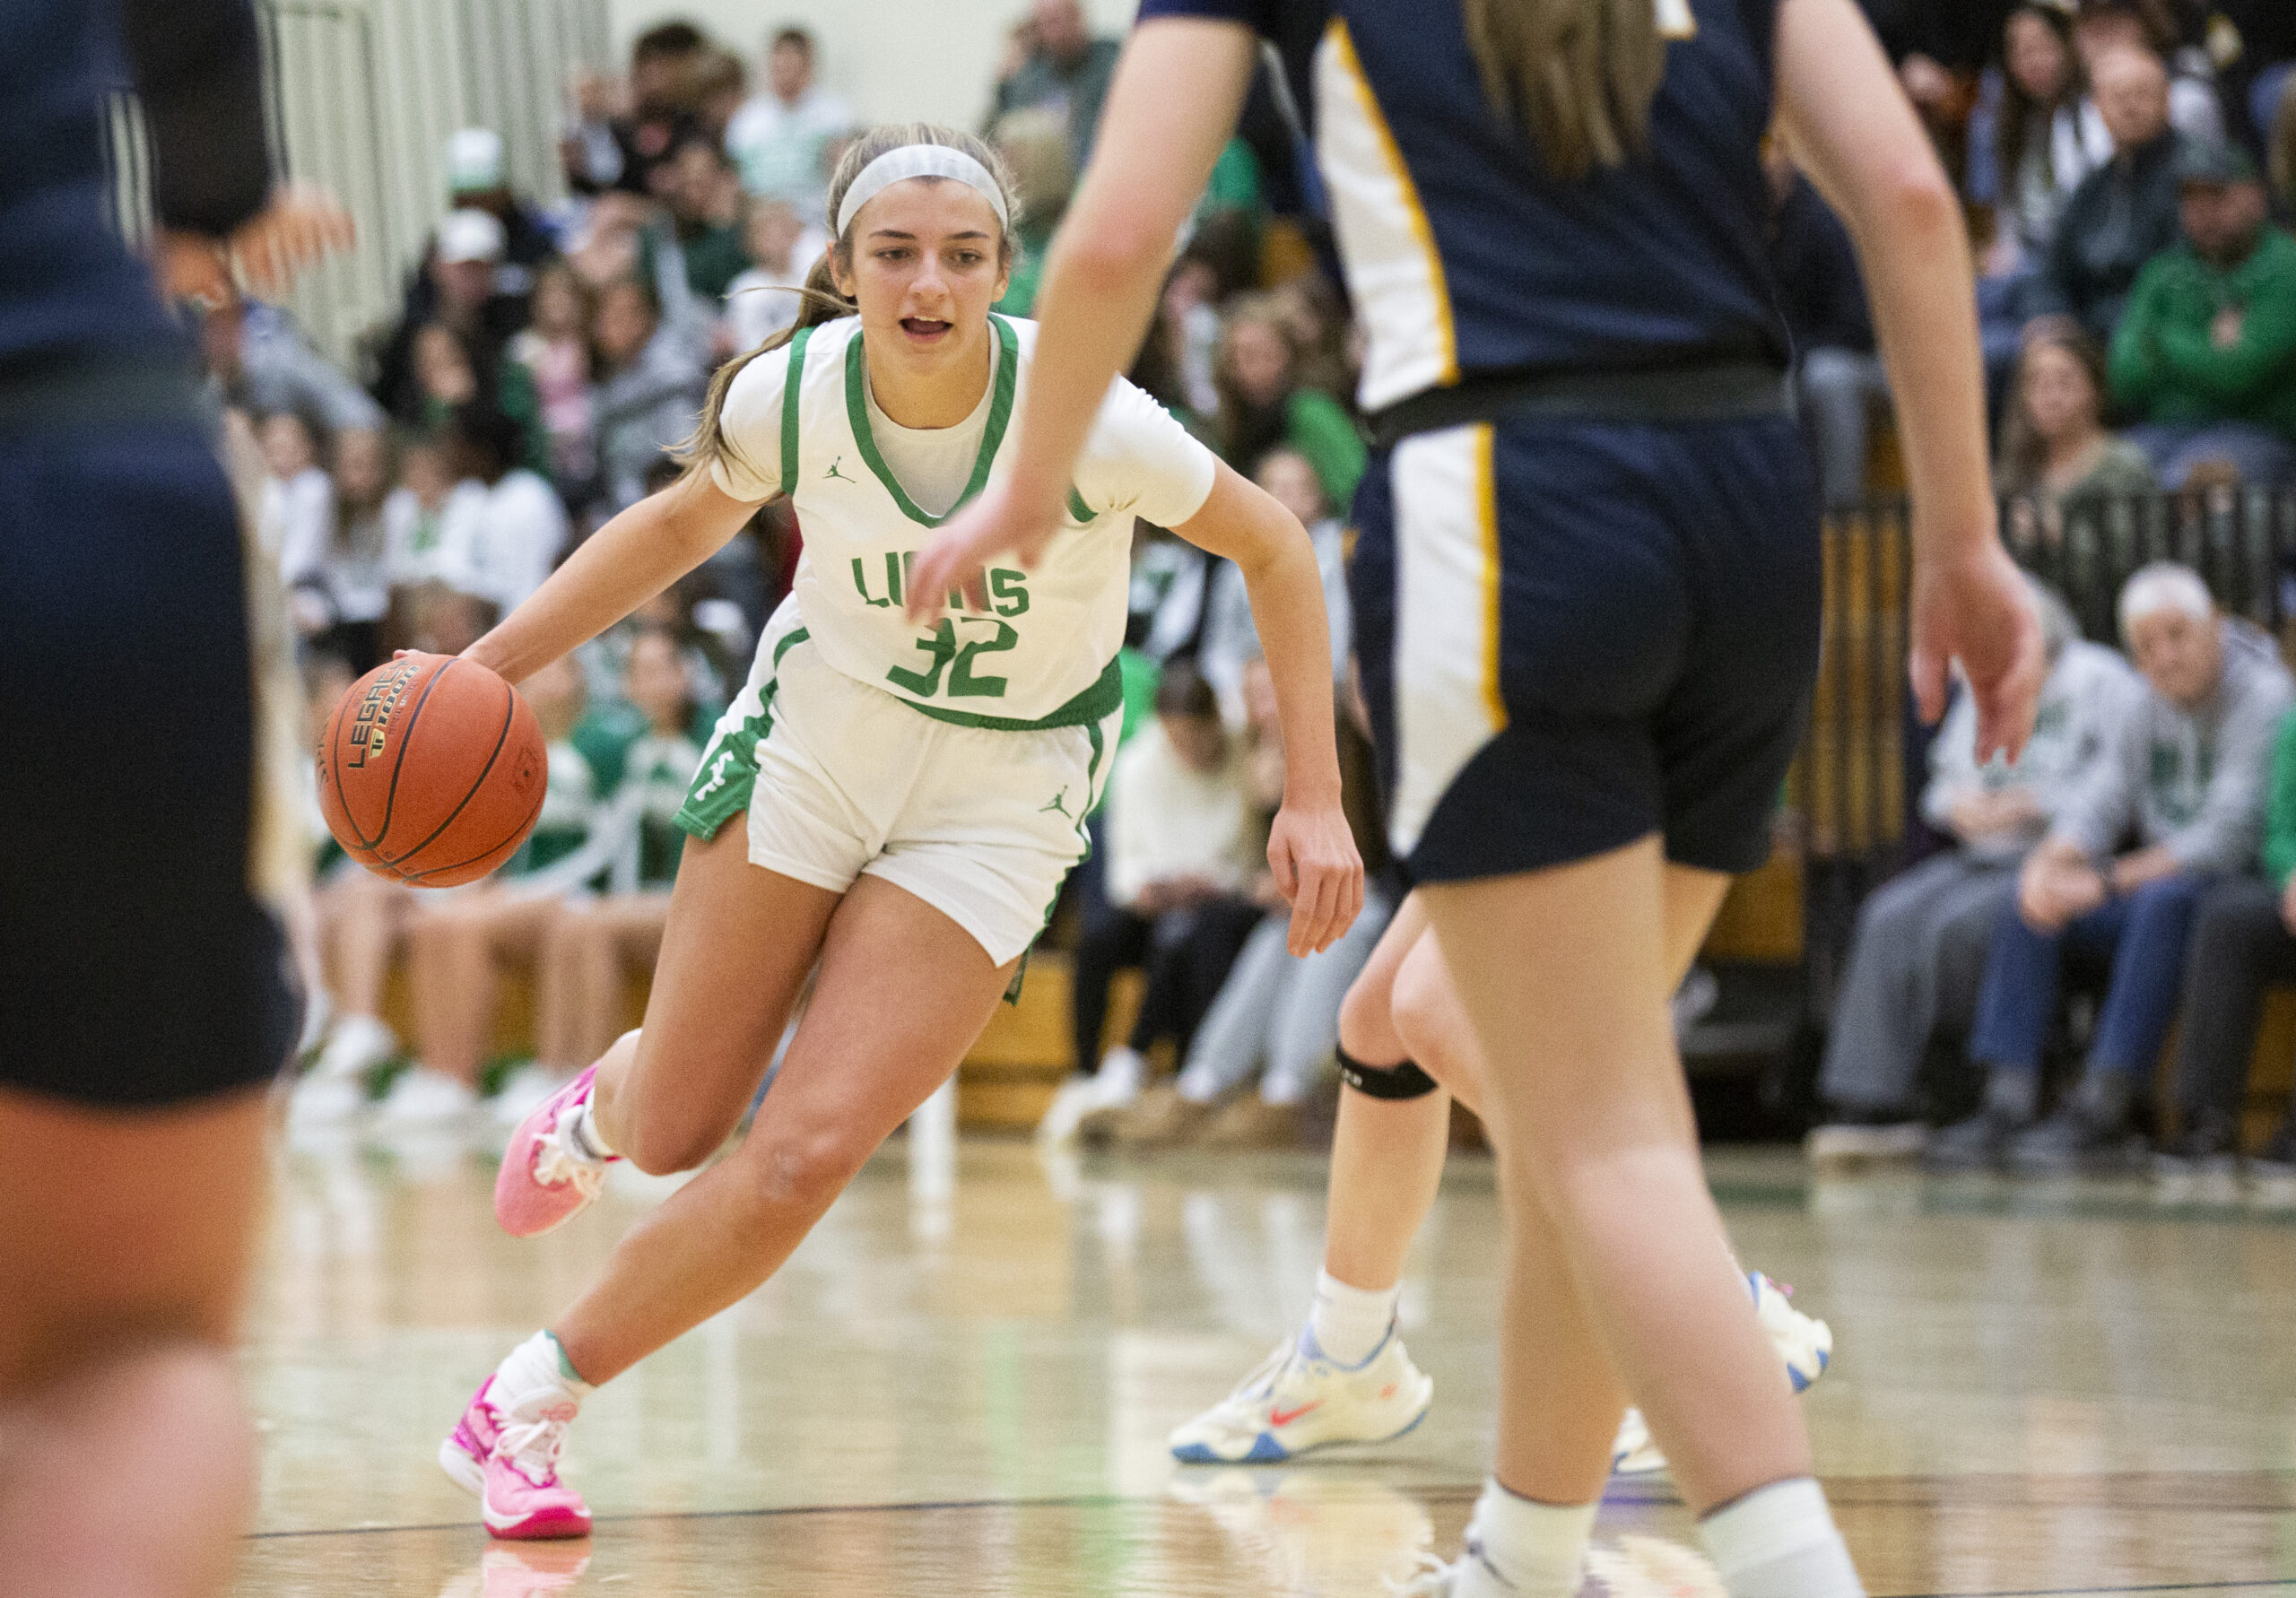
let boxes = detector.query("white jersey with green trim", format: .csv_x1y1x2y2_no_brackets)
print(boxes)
709,313,1217,729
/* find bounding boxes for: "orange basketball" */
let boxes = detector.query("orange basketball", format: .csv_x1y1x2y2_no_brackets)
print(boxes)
317,653,547,888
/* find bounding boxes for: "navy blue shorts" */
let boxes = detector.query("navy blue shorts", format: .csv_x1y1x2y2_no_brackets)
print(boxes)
0,422,298,1107
1352,413,1821,883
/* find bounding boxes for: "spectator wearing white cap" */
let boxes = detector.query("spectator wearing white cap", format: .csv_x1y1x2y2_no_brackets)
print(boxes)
371,205,527,427
440,126,559,299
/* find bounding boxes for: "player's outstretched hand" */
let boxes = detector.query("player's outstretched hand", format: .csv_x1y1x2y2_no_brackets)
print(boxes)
1266,799,1364,957
905,479,1063,626
1910,538,2044,764
158,184,354,306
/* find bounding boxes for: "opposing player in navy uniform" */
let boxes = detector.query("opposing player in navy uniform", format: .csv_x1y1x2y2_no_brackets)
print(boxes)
0,4,344,1593
913,0,2042,1591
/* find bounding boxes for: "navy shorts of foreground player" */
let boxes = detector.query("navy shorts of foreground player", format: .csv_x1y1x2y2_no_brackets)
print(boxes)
0,421,297,1107
1352,413,1822,884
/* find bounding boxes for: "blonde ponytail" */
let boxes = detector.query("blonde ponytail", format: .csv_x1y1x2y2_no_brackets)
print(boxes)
1463,0,1667,179
681,120,1021,491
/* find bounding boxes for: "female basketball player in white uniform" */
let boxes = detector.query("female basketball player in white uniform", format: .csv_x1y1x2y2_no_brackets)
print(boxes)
435,123,1363,1540
910,1,2041,1592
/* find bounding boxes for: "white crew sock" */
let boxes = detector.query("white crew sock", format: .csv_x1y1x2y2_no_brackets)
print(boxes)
1302,1269,1400,1367
494,1330,595,1411
1465,1478,1597,1598
1096,1046,1146,1099
1700,1478,1865,1598
568,1098,615,1161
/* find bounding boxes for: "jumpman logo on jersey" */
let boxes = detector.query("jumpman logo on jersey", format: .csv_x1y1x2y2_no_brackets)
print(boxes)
1039,787,1074,819
824,456,856,483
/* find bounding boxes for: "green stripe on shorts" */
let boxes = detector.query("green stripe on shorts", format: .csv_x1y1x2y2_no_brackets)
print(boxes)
674,628,810,841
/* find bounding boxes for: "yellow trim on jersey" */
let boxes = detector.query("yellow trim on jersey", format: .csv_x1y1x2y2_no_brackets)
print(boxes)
1474,425,1507,734
1325,18,1458,388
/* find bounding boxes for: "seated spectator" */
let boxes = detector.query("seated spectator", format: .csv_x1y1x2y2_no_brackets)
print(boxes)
723,196,829,352
258,409,332,583
1107,661,1395,1150
2072,0,2225,145
1970,4,2109,282
536,630,705,1080
439,126,559,303
436,406,569,614
1163,254,1225,420
1996,317,2157,539
724,25,855,224
1214,296,1366,515
692,48,749,149
407,320,547,475
589,276,709,517
1935,563,2295,1171
2031,44,2187,343
379,429,466,599
199,297,384,436
656,131,750,303
2276,72,2296,217
989,0,1122,170
612,21,710,199
383,656,606,1131
1039,663,1268,1142
2108,139,2296,487
990,108,1074,319
2157,703,2296,1177
286,426,395,672
1808,583,2138,1163
1767,150,1884,510
2221,0,2296,152
373,208,526,424
1198,448,1350,724
509,264,598,499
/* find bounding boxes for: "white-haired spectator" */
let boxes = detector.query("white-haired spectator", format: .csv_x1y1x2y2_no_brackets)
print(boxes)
1808,582,2140,1166
1934,563,2294,1173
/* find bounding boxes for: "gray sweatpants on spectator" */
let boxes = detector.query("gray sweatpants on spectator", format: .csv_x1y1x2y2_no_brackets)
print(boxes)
1175,890,1394,1107
1819,851,2020,1115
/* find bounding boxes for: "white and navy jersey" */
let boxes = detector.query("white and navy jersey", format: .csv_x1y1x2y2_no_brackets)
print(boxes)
709,313,1217,729
1136,0,1791,411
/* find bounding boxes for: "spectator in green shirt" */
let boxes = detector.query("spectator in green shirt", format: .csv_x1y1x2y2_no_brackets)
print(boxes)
2160,707,2296,1177
2107,138,2296,487
989,108,1074,319
987,0,1122,173
1213,294,1365,514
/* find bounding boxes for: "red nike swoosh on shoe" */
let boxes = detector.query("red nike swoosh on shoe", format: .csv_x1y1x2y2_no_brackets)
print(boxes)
1268,1402,1321,1427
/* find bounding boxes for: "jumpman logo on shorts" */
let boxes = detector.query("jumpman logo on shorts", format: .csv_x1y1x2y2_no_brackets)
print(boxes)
824,456,855,483
1039,788,1074,818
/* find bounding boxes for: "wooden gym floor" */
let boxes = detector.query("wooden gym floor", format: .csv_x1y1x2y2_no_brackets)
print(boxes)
232,1134,2296,1595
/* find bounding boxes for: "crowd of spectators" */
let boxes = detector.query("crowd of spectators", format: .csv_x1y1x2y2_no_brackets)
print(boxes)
215,0,2296,1162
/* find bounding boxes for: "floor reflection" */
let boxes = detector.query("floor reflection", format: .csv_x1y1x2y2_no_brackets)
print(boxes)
236,1140,2296,1594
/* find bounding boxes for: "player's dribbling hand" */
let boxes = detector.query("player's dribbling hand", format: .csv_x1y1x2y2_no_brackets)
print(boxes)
904,478,1064,625
1266,800,1363,957
1910,538,2044,764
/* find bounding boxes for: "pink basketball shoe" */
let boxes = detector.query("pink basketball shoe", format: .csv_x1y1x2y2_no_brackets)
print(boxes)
495,1064,616,1238
439,1376,593,1541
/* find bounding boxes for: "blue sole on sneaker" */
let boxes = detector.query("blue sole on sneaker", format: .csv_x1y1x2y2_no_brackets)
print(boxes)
1170,1399,1432,1467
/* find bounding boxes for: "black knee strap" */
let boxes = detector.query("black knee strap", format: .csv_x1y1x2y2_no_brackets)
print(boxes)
1336,1044,1439,1101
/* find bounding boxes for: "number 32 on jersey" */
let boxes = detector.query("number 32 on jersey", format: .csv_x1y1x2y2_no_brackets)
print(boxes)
851,550,1032,701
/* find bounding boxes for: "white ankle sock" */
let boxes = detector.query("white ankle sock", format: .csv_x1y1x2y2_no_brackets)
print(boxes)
1700,1478,1865,1598
569,1099,615,1160
1466,1478,1596,1597
495,1330,594,1411
1302,1269,1399,1366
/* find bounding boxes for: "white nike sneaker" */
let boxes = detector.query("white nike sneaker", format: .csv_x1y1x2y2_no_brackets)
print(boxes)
286,1066,371,1130
1169,1326,1433,1464
312,1012,397,1082
1037,1073,1104,1145
1391,1543,1513,1596
1611,1271,1834,1474
371,1065,481,1131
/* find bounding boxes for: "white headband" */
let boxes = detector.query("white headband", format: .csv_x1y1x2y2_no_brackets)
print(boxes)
835,144,1009,239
